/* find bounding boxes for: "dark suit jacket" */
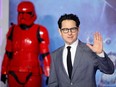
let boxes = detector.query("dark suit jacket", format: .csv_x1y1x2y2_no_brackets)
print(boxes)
48,40,114,87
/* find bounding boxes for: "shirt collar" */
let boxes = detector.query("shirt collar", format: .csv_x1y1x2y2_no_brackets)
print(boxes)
65,39,78,49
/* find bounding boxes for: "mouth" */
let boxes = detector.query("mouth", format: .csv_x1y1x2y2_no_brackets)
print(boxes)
67,37,73,38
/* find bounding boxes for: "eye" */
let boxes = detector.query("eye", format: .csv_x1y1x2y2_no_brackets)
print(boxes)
27,12,33,16
71,27,78,31
18,12,24,15
62,28,69,32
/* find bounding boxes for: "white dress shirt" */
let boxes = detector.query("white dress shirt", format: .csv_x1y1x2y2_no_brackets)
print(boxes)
63,40,78,75
62,39,105,75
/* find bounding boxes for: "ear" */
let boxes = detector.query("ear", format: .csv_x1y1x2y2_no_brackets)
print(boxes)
58,28,62,35
77,27,80,32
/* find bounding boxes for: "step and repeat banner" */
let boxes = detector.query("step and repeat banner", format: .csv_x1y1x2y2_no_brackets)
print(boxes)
0,0,116,87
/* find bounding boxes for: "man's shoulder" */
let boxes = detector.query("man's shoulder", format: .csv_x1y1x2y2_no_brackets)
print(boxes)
79,40,92,52
52,46,64,54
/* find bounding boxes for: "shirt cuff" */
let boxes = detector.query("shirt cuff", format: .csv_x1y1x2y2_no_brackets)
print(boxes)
97,51,105,58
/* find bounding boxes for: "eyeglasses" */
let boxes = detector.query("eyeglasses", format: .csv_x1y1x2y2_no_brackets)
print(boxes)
60,27,78,33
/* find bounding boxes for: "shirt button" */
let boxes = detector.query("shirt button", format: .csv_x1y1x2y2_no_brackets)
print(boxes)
71,82,73,85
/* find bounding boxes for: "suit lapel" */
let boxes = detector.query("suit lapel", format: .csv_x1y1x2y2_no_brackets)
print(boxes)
58,46,70,81
71,41,84,79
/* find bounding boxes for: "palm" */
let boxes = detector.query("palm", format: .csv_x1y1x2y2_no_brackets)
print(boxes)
87,32,103,54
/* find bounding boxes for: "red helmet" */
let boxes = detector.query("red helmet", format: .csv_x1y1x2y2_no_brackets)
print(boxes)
17,1,37,26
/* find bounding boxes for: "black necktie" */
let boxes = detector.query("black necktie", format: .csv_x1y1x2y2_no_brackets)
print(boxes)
67,46,72,79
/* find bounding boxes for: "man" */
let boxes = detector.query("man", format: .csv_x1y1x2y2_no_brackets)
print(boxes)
1,1,50,87
48,14,114,87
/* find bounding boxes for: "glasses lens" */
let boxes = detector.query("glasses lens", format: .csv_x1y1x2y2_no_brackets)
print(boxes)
71,27,78,33
61,28,68,33
61,27,78,33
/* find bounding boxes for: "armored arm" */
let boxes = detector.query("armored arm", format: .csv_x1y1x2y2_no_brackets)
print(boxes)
37,25,51,77
1,26,14,83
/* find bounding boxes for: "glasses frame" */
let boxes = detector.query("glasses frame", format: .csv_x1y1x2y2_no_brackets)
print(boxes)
60,27,78,34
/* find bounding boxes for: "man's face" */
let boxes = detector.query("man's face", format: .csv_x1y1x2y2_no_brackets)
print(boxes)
59,20,79,45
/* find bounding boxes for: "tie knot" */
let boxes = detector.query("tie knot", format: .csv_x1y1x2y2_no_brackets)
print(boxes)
67,46,71,51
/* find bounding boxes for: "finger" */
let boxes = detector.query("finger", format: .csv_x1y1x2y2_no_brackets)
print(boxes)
86,43,93,50
94,32,102,41
94,32,98,42
98,32,102,41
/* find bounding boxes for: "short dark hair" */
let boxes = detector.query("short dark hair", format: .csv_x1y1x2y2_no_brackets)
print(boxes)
58,14,80,29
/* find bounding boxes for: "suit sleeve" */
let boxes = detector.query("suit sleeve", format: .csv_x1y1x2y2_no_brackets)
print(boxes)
48,53,59,87
95,52,114,74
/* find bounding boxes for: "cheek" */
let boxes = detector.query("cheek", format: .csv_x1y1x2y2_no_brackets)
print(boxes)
61,34,67,39
75,31,79,36
73,33,78,39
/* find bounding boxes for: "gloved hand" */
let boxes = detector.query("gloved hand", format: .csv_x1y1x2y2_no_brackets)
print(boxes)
1,74,7,84
46,76,49,85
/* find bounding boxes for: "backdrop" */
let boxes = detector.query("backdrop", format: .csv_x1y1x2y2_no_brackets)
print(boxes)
1,0,116,87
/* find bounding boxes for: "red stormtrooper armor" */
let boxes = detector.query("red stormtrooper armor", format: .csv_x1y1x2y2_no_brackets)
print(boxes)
1,1,50,87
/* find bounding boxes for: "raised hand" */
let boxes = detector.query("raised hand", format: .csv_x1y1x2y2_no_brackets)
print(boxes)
86,32,103,54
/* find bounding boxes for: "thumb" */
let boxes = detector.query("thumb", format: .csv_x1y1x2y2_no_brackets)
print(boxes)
86,43,93,50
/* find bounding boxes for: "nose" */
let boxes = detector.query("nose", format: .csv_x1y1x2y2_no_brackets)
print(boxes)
68,30,72,35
